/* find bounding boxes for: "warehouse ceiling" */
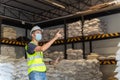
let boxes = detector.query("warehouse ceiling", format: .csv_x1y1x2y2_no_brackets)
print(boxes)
0,0,114,23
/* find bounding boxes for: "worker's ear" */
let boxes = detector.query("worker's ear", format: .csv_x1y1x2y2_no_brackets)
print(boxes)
31,33,35,37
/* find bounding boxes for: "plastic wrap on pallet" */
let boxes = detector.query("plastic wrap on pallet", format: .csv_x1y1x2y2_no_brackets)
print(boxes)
0,55,28,80
0,63,15,80
115,72,120,80
117,61,120,66
117,42,120,47
115,54,120,61
114,43,120,80
116,49,120,55
0,55,15,80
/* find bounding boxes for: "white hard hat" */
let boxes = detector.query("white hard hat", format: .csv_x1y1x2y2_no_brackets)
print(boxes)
30,25,43,36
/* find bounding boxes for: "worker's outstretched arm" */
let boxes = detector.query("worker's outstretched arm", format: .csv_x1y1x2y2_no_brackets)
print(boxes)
34,31,62,52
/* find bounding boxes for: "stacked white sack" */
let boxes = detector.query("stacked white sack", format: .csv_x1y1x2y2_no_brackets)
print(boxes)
0,55,15,80
15,58,29,80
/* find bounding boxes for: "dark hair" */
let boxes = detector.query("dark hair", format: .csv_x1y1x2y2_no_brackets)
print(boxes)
31,30,36,35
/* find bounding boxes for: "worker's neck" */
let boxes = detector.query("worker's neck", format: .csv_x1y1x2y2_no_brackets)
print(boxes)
32,39,39,45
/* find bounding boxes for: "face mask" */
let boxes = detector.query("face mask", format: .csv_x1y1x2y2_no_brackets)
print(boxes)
35,33,42,41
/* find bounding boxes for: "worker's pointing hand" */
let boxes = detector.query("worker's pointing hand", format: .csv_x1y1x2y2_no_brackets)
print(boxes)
55,30,62,39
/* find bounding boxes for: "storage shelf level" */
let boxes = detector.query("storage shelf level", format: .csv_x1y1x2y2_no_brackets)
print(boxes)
1,32,120,46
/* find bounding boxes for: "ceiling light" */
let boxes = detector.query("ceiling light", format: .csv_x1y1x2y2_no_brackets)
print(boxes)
21,21,25,24
45,0,65,9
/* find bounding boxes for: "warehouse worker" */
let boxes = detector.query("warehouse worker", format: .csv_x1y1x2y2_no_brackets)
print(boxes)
25,25,62,80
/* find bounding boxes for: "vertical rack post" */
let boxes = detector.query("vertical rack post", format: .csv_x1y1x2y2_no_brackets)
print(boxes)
89,41,93,54
64,20,67,59
25,27,27,37
72,43,75,49
0,18,2,55
24,27,28,59
81,15,86,59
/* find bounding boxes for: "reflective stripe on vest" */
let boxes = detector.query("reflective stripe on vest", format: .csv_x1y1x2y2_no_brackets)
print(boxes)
28,55,42,61
28,63,45,69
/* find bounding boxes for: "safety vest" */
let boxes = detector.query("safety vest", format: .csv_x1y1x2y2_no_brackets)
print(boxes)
25,42,46,74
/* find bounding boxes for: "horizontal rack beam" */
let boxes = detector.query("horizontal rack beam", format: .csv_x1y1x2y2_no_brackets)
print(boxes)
0,38,27,46
40,32,120,45
1,32,120,46
99,59,116,65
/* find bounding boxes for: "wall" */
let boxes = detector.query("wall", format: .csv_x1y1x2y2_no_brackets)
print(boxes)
100,13,120,33
92,13,120,56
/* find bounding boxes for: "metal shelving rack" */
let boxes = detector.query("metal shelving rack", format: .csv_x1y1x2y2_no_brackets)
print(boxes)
0,3,120,64
36,3,120,60
37,3,120,64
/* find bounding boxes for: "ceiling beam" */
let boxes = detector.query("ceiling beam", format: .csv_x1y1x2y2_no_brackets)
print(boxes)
2,0,14,3
0,2,51,20
5,7,19,18
13,0,61,17
58,0,82,11
34,0,72,14
78,0,92,7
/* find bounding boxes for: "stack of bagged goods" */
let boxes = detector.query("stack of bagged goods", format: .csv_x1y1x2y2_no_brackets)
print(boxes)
83,19,104,36
67,18,105,37
87,53,99,59
67,21,82,37
0,55,28,80
1,25,16,39
44,49,83,62
67,49,83,60
42,27,64,41
1,45,16,58
0,55,15,80
42,18,106,41
87,53,116,60
49,28,64,40
42,29,50,41
114,42,120,79
15,57,28,80
44,51,64,60
101,55,116,60
106,55,116,59
46,59,103,80
97,55,106,60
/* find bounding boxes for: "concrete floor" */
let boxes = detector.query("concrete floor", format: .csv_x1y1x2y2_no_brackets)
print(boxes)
100,65,116,80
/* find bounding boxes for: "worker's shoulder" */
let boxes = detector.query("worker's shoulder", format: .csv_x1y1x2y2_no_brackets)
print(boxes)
25,42,37,50
28,42,35,46
27,42,37,49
